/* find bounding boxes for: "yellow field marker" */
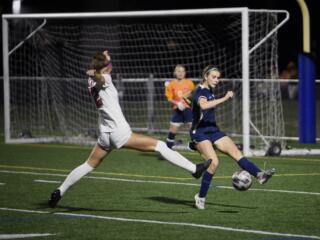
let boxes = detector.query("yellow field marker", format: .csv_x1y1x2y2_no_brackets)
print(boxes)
0,164,191,180
275,172,320,177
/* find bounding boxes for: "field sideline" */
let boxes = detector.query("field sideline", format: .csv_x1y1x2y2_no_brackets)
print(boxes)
0,142,320,240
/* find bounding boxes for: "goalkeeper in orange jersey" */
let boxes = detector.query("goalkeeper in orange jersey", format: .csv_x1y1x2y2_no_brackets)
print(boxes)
165,65,195,149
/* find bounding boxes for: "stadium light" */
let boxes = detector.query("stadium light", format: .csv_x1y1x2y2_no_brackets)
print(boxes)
12,0,22,14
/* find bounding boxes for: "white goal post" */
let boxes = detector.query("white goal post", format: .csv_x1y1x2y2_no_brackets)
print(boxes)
3,8,294,156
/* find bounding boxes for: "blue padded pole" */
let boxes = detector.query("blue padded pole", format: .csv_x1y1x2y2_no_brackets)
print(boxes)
298,53,316,143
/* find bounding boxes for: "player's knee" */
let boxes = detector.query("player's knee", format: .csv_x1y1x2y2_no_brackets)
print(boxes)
87,157,103,168
208,158,219,172
231,148,243,161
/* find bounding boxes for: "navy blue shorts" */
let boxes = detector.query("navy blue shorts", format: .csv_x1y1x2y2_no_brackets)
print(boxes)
190,127,226,144
170,108,193,125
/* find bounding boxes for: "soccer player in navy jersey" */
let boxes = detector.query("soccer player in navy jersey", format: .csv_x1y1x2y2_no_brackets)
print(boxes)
190,65,275,210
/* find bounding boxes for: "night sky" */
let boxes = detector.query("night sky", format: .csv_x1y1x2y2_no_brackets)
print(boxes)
0,0,319,73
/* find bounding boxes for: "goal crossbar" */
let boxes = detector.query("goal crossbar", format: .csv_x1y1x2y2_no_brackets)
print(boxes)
2,8,251,19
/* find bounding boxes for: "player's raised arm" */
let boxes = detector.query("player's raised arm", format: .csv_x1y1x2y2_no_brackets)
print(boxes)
86,50,113,87
102,50,112,74
199,90,233,110
86,69,106,87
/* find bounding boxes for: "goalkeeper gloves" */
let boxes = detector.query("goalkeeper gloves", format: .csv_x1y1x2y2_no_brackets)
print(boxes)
177,101,186,111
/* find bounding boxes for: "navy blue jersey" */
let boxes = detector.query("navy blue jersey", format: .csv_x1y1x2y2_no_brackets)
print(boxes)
191,85,218,131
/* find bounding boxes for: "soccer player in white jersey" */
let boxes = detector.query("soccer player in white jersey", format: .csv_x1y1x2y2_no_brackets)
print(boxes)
48,50,211,207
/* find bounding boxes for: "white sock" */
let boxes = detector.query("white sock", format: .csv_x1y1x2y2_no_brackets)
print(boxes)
155,141,196,173
58,161,94,196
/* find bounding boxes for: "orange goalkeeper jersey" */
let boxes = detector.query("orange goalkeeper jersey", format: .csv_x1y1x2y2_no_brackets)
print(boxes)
165,79,195,109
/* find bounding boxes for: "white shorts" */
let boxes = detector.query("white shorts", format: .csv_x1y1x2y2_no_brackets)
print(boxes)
97,126,132,151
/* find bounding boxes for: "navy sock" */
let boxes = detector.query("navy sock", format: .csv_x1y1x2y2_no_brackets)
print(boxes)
237,157,261,177
199,171,213,198
166,132,176,149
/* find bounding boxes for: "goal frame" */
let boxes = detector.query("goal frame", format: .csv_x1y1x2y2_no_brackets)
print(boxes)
2,8,290,156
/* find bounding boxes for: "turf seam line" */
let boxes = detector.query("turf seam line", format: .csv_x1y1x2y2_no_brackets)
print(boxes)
0,164,192,180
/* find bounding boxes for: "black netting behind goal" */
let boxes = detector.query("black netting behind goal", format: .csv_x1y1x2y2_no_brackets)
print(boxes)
5,11,285,150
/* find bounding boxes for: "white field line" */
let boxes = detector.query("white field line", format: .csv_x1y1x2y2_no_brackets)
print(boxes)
0,170,199,186
0,207,319,240
1,169,320,196
34,179,61,184
0,233,56,239
0,183,5,186
0,207,48,214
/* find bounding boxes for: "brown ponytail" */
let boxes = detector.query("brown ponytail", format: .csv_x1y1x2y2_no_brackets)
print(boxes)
91,52,108,72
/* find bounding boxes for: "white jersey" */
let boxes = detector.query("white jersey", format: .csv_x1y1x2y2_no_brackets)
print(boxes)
88,73,130,132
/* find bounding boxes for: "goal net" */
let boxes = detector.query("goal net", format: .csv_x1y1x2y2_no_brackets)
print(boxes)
2,9,289,155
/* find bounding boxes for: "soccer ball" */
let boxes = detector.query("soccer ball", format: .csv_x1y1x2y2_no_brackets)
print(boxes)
232,170,252,191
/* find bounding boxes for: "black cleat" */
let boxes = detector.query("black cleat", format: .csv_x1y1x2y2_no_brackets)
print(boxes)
48,189,61,208
192,159,212,179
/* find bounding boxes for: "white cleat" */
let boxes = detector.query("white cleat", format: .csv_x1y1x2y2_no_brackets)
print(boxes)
257,168,276,184
194,193,206,210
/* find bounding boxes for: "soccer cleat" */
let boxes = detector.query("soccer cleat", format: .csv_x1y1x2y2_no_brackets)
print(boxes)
48,189,61,208
192,159,212,179
257,168,276,184
194,193,206,210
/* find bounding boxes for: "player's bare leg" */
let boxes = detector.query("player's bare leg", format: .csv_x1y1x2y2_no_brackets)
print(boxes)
196,140,219,174
194,140,219,209
123,133,211,178
48,144,108,208
214,136,243,161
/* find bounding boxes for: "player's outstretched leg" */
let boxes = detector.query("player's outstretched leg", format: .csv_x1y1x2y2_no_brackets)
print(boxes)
214,137,275,184
48,144,107,208
237,157,275,184
48,161,94,208
123,134,211,178
155,141,211,179
192,160,212,179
